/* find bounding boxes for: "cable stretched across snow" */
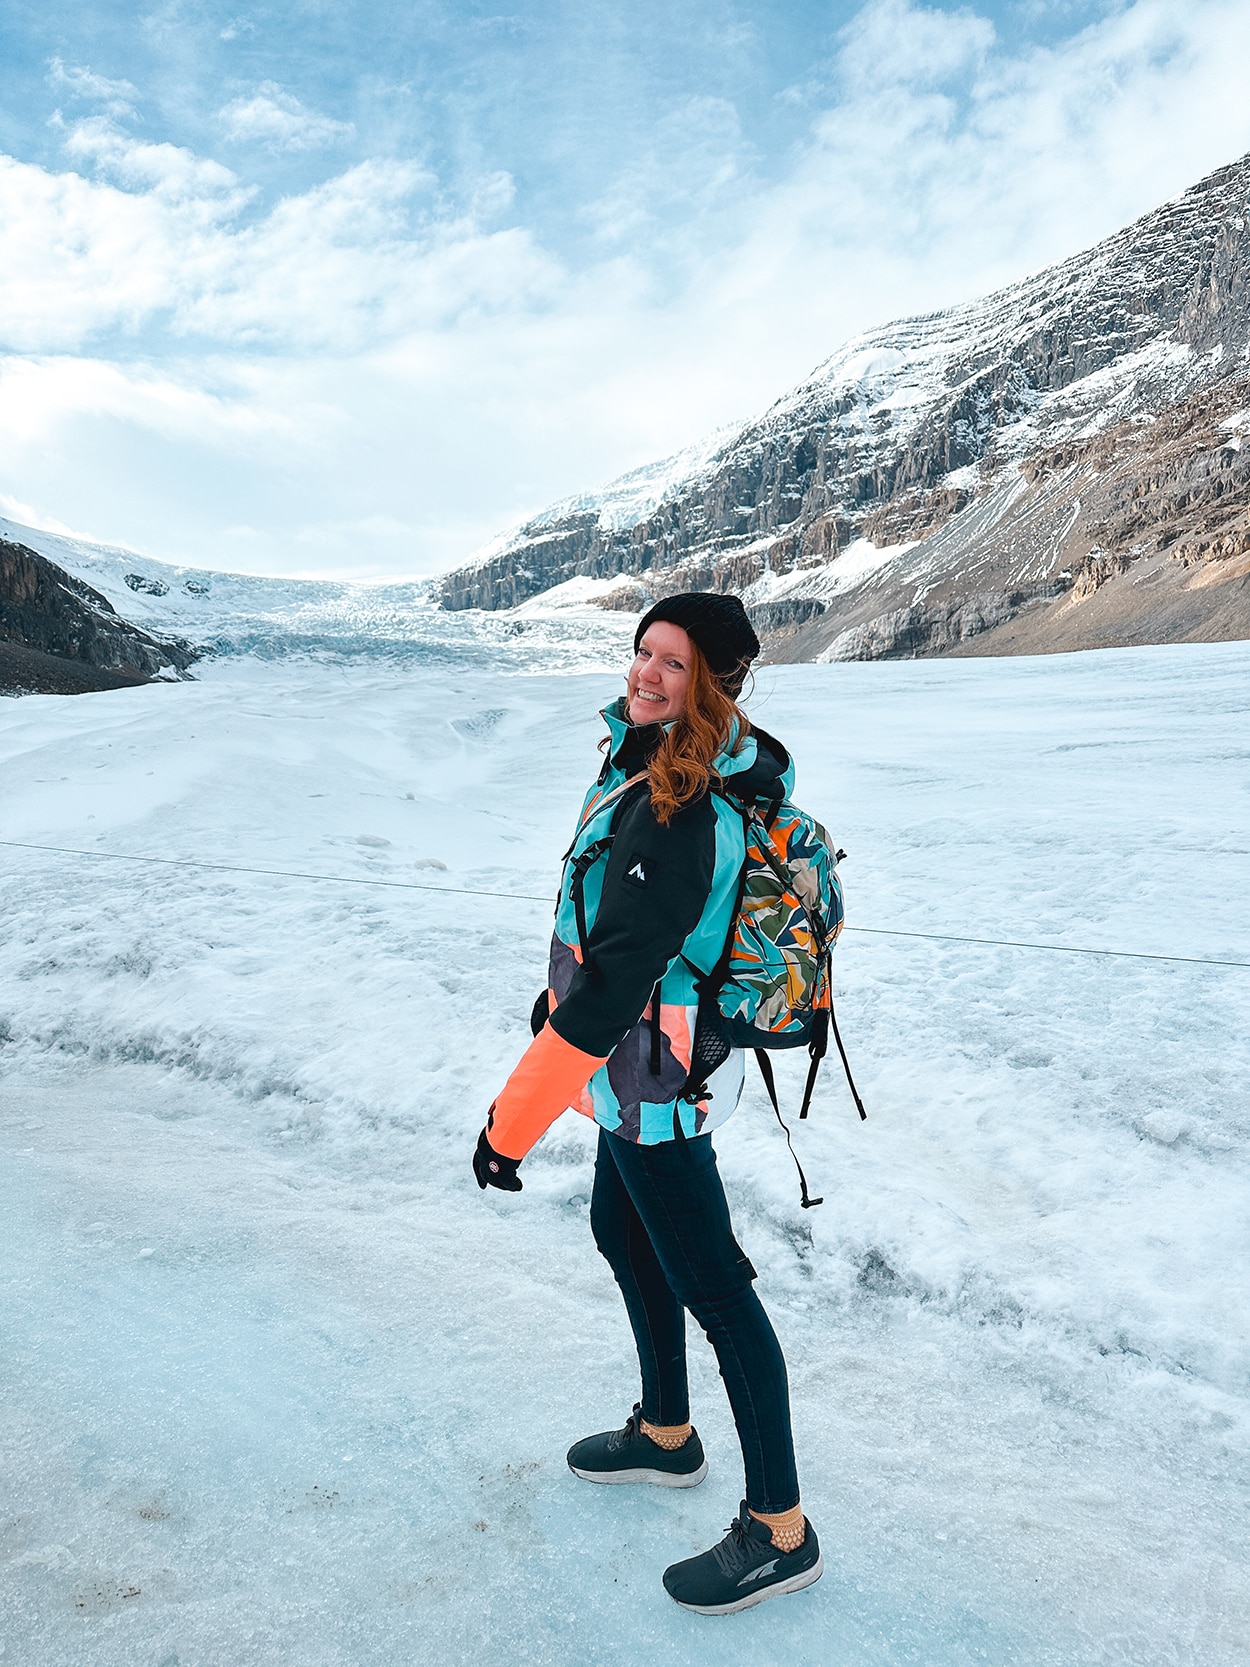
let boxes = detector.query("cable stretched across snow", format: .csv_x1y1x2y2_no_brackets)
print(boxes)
2,836,1248,972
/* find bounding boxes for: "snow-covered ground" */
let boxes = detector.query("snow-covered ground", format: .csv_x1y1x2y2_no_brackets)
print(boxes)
2,642,1249,1666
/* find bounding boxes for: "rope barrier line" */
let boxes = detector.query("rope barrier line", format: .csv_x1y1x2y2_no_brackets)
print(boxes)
2,836,1248,971
0,838,553,905
841,924,1250,969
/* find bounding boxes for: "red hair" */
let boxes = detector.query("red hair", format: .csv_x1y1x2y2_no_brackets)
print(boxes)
647,642,749,824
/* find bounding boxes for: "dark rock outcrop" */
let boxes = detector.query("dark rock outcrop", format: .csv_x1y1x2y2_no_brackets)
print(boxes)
125,572,170,596
0,538,197,695
437,152,1250,661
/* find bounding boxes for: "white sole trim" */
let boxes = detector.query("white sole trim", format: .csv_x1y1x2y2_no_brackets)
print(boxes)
568,1459,708,1489
669,1551,824,1614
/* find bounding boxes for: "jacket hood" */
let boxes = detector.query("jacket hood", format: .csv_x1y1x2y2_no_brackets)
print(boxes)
730,723,792,803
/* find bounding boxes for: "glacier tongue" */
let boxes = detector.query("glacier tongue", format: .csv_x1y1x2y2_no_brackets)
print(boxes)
0,513,637,676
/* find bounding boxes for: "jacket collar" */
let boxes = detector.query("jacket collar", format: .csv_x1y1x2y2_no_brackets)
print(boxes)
600,696,759,780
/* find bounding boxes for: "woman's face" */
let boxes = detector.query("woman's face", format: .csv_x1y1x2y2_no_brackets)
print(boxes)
627,620,693,725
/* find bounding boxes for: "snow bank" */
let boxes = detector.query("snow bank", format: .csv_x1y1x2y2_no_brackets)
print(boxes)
1,643,1248,1664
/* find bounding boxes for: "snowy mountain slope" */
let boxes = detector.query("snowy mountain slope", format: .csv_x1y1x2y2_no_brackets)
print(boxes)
0,533,197,695
464,423,743,577
437,155,1250,660
2,645,1248,1664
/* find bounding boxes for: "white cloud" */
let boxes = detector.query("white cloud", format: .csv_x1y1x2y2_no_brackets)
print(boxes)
182,163,559,348
47,57,138,118
0,155,183,349
680,0,1250,379
587,96,749,247
4,0,1250,579
218,83,355,152
469,170,517,223
65,117,249,210
838,0,996,86
0,355,295,450
0,137,555,354
0,492,86,538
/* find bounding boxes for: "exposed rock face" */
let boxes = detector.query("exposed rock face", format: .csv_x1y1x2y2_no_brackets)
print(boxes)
767,376,1250,662
125,572,170,596
0,539,197,694
438,154,1250,660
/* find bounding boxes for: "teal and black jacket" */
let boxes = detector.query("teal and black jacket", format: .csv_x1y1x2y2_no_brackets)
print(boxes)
487,697,793,1159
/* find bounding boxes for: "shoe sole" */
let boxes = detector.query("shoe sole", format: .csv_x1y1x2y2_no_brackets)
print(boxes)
568,1459,709,1488
667,1551,824,1614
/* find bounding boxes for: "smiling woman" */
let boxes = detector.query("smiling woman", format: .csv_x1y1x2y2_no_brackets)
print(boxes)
627,619,692,724
626,595,758,824
471,593,834,1614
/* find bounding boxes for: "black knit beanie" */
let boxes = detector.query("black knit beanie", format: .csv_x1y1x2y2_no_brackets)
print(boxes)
634,592,760,697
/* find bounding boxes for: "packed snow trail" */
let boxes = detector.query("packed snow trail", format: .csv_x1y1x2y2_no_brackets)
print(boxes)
2,645,1248,1665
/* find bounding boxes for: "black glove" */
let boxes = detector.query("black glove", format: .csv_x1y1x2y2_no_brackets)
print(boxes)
530,988,550,1037
474,1126,523,1192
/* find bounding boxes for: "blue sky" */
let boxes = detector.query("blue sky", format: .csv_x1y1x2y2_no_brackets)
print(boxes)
2,0,1249,577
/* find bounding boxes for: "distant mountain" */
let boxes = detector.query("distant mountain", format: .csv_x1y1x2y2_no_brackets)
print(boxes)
0,536,197,695
0,516,636,694
437,155,1250,660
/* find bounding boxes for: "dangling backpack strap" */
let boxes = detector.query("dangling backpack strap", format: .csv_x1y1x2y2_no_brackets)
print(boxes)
753,1050,824,1210
797,1009,828,1122
796,986,867,1123
830,999,868,1121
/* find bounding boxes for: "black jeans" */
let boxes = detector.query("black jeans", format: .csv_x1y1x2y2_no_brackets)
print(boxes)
589,1125,800,1514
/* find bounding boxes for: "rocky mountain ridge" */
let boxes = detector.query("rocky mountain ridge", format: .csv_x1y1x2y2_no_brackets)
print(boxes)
0,538,196,695
437,154,1250,660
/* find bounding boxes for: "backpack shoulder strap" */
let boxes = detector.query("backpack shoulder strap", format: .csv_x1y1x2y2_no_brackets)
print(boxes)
563,772,650,957
566,766,646,846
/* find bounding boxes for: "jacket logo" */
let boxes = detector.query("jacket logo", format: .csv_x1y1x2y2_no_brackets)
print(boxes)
625,859,648,886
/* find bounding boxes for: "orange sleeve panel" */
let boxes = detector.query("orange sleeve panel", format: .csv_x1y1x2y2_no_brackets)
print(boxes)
486,1022,609,1161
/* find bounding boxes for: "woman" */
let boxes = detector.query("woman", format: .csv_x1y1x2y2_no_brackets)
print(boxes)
472,592,822,1616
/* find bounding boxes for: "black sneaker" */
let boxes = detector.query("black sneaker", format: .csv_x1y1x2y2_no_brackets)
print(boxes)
662,1500,823,1614
567,1404,708,1488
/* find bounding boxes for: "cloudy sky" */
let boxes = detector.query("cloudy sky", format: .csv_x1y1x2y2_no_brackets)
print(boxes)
2,0,1249,579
